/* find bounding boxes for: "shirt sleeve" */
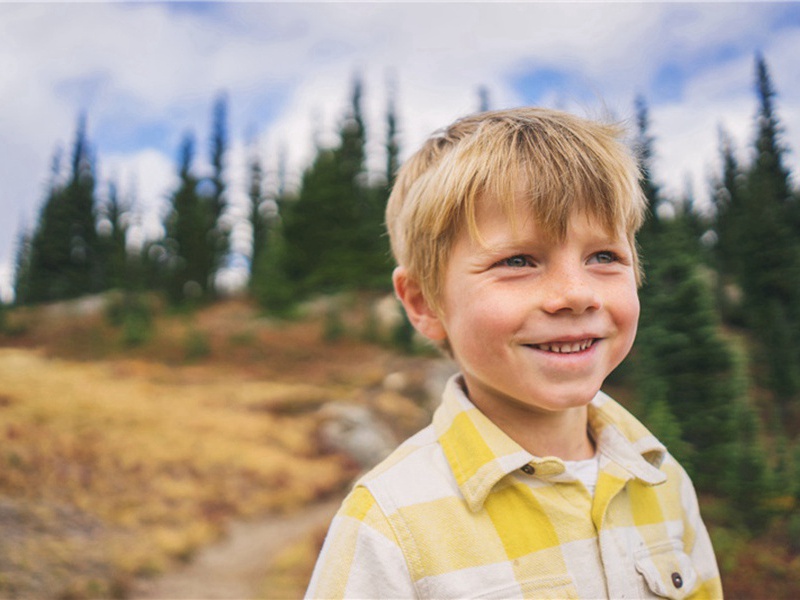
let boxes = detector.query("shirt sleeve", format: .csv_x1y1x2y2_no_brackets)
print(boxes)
678,468,724,599
305,485,417,600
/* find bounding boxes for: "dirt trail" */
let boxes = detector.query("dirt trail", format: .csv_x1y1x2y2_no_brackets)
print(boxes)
132,498,342,600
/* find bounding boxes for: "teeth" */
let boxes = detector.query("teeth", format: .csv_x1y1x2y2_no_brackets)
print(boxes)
534,339,594,353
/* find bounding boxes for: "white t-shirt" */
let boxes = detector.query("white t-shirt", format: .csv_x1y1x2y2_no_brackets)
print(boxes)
564,453,600,496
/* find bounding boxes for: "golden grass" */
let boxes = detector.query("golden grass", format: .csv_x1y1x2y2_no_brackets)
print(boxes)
260,526,327,600
0,347,358,598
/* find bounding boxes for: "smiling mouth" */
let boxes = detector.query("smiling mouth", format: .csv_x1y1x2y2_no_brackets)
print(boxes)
528,338,598,354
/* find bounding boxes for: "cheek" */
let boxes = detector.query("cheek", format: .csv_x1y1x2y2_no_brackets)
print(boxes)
445,295,516,349
617,290,641,344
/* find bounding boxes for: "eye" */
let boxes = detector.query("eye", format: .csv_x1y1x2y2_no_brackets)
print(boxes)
497,255,534,268
589,250,620,265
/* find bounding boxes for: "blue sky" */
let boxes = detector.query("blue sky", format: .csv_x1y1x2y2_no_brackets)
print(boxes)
1,1,800,300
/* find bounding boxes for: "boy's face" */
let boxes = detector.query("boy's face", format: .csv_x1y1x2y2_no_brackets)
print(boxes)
423,197,639,419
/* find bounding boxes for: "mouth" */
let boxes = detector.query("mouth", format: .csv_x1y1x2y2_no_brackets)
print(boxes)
526,338,598,354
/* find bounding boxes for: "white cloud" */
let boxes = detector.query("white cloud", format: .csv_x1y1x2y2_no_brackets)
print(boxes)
2,2,799,302
651,27,800,209
101,148,178,243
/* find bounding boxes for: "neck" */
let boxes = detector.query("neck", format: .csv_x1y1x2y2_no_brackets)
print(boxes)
476,399,595,461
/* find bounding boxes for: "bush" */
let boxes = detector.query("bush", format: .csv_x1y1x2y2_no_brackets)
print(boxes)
323,305,345,342
184,328,211,361
122,311,153,347
106,292,155,348
788,514,800,553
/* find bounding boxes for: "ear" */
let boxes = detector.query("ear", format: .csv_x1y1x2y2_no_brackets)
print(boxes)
392,267,448,342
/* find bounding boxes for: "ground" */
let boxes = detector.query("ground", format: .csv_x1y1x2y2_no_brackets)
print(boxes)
0,295,451,599
132,498,343,600
1,294,798,598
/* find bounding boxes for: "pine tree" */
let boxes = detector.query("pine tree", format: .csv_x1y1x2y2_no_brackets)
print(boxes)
631,98,737,492
161,95,231,305
12,228,33,306
339,76,366,189
710,128,748,325
247,144,270,289
97,179,130,291
354,78,395,290
738,55,800,411
249,140,292,309
279,145,346,296
385,84,400,192
25,116,101,303
251,221,294,315
66,114,101,294
635,369,690,465
630,94,675,417
725,392,774,533
634,95,662,237
164,132,206,303
637,218,737,491
274,75,391,306
204,92,230,296
384,82,415,350
337,76,388,288
26,147,67,302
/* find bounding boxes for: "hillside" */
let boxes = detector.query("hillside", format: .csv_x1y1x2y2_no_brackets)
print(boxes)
0,294,451,599
0,294,798,599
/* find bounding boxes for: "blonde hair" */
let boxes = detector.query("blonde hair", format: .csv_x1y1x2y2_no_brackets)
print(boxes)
386,107,647,312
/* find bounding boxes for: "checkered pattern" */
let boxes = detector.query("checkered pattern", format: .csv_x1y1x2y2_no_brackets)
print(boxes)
306,376,722,599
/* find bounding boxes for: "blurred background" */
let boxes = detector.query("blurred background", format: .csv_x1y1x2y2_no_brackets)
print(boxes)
1,2,799,598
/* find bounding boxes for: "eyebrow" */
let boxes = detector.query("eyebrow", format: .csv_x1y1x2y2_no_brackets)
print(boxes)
472,238,543,258
472,228,629,255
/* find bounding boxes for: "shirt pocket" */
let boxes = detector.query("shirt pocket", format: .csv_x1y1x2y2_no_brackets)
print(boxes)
634,539,699,600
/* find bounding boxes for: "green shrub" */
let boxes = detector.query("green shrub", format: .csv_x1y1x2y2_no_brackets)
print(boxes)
788,514,800,553
184,329,211,361
107,293,155,348
323,306,344,342
122,311,152,347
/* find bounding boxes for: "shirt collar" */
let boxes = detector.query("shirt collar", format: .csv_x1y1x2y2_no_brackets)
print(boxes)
588,390,667,485
433,375,667,512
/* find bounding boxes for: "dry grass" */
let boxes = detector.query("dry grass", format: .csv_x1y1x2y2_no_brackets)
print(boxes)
0,347,359,597
259,526,328,600
0,296,437,598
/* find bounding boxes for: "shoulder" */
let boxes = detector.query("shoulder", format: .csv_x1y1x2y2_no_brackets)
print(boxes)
353,423,460,517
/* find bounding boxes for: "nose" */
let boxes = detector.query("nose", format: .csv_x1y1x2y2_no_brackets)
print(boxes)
540,266,601,315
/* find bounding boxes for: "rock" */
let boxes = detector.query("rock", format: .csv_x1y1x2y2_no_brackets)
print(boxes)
372,294,404,339
317,404,397,469
382,371,407,393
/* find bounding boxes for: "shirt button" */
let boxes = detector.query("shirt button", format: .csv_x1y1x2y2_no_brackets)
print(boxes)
521,464,535,475
671,572,683,589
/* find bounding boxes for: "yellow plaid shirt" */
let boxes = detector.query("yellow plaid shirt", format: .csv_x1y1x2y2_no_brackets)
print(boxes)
306,376,722,599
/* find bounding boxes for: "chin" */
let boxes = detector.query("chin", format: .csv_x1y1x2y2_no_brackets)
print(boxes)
543,387,602,410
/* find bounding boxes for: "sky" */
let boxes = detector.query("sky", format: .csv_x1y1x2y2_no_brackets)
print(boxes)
2,1,800,302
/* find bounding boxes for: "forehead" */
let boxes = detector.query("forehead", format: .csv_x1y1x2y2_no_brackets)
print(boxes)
462,181,626,250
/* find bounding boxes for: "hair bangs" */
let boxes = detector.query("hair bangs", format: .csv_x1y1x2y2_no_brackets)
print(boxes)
456,118,643,249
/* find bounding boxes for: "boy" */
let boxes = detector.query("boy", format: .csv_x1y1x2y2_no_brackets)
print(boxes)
306,108,722,599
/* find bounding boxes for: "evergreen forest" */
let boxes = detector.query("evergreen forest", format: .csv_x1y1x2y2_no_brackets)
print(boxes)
9,54,800,559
